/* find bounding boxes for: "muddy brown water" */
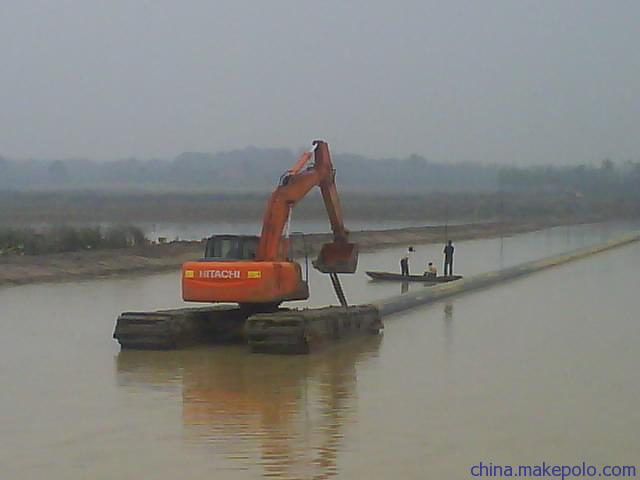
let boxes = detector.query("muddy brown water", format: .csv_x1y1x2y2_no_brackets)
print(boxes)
1,221,639,479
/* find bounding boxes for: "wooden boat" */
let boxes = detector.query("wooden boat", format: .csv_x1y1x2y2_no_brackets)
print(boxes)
366,271,463,283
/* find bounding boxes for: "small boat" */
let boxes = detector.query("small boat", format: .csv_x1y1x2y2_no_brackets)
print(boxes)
366,271,463,283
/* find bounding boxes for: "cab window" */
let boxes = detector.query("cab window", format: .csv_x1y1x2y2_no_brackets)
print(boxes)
204,236,258,260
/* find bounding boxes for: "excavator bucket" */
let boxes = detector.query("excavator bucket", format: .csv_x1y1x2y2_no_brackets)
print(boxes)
313,242,359,274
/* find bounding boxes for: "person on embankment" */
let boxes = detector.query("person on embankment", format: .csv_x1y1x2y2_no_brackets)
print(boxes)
443,240,454,276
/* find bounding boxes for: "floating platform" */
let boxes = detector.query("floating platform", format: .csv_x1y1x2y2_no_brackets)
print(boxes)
246,305,382,354
366,271,462,283
113,306,250,349
114,304,381,353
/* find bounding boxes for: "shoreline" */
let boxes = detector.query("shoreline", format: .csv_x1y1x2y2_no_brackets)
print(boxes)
0,215,623,287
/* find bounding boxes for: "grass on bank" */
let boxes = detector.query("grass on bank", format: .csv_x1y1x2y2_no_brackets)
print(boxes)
0,225,147,256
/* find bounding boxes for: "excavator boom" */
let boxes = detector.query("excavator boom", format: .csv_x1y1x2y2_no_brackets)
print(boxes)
181,140,357,307
257,140,358,273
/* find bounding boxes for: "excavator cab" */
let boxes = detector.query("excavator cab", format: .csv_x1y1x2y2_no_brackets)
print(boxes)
182,235,309,306
313,241,359,274
181,140,355,310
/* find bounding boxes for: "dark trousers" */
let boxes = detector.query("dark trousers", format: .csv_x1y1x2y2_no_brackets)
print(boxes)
444,258,453,276
400,258,409,276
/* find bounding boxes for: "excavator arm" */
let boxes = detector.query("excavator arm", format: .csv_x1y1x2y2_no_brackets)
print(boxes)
256,146,321,261
256,140,358,275
181,139,356,308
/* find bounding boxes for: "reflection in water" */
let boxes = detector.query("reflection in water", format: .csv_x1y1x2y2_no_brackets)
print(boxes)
443,302,454,351
400,281,409,294
443,302,453,322
116,337,382,479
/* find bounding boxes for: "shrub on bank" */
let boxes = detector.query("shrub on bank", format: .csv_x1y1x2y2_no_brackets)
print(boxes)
0,225,148,255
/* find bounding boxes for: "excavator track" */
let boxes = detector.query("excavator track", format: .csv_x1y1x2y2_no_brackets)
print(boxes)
114,304,382,353
246,305,382,354
114,306,250,350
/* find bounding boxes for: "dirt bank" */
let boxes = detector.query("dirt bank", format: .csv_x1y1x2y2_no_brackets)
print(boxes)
0,216,614,287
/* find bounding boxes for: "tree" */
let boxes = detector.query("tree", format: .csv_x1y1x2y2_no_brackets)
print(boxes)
48,160,69,183
0,156,9,188
601,158,615,172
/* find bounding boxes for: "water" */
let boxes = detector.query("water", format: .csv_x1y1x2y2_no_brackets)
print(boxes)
139,219,430,241
6,218,486,241
1,221,639,479
300,220,640,306
136,217,491,241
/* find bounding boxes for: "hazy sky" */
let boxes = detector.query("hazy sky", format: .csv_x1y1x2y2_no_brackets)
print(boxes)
1,0,639,164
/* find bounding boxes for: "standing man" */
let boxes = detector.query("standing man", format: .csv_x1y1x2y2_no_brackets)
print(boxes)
400,254,409,276
407,246,415,274
443,240,454,276
400,246,414,276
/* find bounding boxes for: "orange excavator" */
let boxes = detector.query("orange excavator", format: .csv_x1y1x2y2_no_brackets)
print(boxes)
181,140,358,310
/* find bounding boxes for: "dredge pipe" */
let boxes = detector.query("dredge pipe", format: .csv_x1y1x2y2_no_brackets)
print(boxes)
374,233,640,317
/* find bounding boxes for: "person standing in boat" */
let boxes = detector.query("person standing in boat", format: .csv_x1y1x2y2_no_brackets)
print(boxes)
443,240,454,276
400,255,409,276
400,246,414,276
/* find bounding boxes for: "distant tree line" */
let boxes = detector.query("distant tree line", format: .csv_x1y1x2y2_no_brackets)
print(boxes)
498,159,640,197
0,148,638,195
0,149,496,192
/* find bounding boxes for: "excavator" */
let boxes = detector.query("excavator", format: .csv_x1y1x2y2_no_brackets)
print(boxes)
181,140,358,311
113,140,369,350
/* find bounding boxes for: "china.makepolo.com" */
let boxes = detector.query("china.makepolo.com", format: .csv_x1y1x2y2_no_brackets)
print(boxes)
470,461,637,479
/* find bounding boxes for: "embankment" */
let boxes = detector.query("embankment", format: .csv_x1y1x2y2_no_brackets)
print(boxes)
0,216,616,287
